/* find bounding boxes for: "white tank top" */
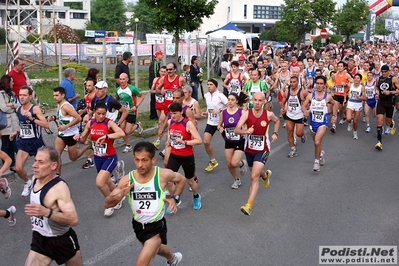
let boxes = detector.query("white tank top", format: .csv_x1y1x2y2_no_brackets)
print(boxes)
365,80,376,100
348,84,362,103
57,102,79,137
286,88,304,120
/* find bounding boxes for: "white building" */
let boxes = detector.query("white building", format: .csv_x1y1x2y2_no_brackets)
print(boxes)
0,0,90,40
199,0,284,36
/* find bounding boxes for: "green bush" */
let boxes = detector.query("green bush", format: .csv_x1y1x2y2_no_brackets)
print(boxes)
74,29,86,42
26,33,42,44
0,28,6,44
47,62,89,73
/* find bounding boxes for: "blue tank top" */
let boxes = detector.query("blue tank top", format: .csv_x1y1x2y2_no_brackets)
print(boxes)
17,105,41,140
222,108,243,142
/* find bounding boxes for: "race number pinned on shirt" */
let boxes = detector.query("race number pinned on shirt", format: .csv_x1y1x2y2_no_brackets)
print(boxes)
20,124,35,139
225,127,240,141
248,135,265,151
207,109,219,121
155,94,164,103
92,143,107,156
121,101,130,110
31,216,52,237
165,90,173,101
336,85,344,93
170,134,185,149
312,111,324,123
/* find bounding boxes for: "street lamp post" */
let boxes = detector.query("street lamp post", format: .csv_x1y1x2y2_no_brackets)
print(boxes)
134,18,139,88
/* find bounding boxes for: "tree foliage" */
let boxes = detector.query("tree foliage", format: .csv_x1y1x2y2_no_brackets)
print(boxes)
91,0,127,32
333,0,369,43
312,34,343,48
64,2,83,10
280,0,336,47
130,0,157,34
140,0,217,62
374,10,397,36
259,21,297,44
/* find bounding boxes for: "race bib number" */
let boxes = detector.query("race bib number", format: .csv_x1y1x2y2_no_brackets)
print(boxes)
20,124,35,139
31,216,52,236
170,134,185,149
312,111,324,123
248,135,265,151
288,98,299,112
366,89,374,98
165,90,173,101
336,85,344,93
155,94,164,103
225,127,240,141
208,109,219,121
92,143,107,156
230,84,240,94
350,91,359,99
121,101,130,110
132,191,159,215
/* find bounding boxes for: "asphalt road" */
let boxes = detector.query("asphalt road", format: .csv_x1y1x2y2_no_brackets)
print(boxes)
0,95,398,266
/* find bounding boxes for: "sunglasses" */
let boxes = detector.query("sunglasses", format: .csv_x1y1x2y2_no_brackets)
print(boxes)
166,68,175,71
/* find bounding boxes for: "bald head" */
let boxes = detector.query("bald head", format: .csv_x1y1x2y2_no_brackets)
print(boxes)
291,66,300,77
253,91,265,100
119,73,129,87
120,73,128,79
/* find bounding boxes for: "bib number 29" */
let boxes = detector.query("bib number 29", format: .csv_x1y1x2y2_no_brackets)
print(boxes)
139,201,151,209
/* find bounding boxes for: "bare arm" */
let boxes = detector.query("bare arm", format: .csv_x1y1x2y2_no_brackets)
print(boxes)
0,150,11,176
117,107,129,125
105,175,134,208
96,120,125,144
32,106,49,129
193,101,202,120
185,121,202,146
267,110,280,144
234,110,249,135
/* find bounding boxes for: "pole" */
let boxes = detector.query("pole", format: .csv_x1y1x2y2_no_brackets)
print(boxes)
102,40,106,81
52,3,57,64
135,19,139,88
58,39,62,82
207,35,210,83
163,38,167,66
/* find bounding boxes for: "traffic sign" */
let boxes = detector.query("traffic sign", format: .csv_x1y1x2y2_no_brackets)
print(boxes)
320,28,327,39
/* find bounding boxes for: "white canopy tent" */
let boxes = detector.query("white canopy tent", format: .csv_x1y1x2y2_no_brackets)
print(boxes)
207,22,249,50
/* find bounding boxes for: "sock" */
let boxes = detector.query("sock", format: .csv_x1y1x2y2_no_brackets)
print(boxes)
247,199,254,206
291,146,296,150
167,254,175,264
367,124,370,127
377,127,382,142
211,158,216,162
88,158,92,162
4,210,10,218
315,159,319,163
126,144,131,147
193,194,199,198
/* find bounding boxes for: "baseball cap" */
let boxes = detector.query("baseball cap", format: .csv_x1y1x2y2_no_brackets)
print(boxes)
154,51,164,57
239,55,245,61
381,65,390,71
95,81,108,89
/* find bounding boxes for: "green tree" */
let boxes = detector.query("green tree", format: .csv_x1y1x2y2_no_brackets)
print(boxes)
374,10,396,36
91,0,127,33
64,2,83,10
141,0,218,63
333,0,369,43
280,0,336,47
129,0,157,35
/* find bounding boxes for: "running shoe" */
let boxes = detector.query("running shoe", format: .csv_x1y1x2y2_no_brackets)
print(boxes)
114,196,126,210
6,206,16,226
21,182,32,197
301,134,306,143
153,139,160,150
294,138,297,146
353,131,358,140
231,179,242,189
362,116,366,123
261,170,272,188
123,145,133,153
136,122,144,135
110,175,117,184
347,120,353,131
193,194,202,210
240,203,252,216
390,121,396,135
82,159,94,169
205,160,218,172
319,150,326,166
239,159,248,176
166,252,182,266
384,127,390,135
283,122,286,128
0,178,11,199
159,149,165,158
287,149,298,158
330,125,336,133
339,119,345,125
188,177,198,191
115,160,125,181
365,126,371,133
375,141,383,151
313,161,320,172
104,207,114,217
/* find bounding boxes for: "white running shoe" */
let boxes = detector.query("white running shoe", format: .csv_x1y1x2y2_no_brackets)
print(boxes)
6,206,16,226
313,161,320,172
231,179,242,189
362,116,366,123
122,145,132,153
114,196,126,210
115,160,125,181
239,160,248,176
339,119,345,125
320,150,325,166
136,122,144,135
365,126,371,133
287,149,298,158
353,131,358,139
347,121,353,132
21,182,32,197
110,175,117,184
104,207,114,217
0,178,11,199
167,252,182,266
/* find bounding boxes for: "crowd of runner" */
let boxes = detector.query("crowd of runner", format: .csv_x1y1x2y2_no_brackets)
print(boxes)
0,40,398,265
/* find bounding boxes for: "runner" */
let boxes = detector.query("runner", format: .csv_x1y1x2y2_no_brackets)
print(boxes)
115,73,145,153
374,65,399,150
182,85,201,120
51,87,87,174
364,72,377,133
15,86,49,197
151,66,167,150
217,92,248,189
79,102,126,216
104,141,185,266
346,74,367,139
24,146,82,265
222,61,244,95
302,76,335,171
0,153,15,226
234,92,280,216
165,102,202,209
201,79,228,172
243,69,269,109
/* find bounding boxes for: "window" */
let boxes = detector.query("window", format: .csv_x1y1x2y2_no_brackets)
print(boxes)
72,13,85,19
244,4,247,18
253,5,281,19
58,12,65,19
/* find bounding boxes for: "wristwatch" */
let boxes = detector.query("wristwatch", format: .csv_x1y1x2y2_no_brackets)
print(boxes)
273,132,278,136
172,195,180,204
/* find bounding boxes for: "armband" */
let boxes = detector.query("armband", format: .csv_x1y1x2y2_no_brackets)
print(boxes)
173,195,180,204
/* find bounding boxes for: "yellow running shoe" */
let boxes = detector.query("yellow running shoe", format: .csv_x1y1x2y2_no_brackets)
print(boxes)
205,160,218,172
153,140,160,150
375,141,383,151
261,170,272,188
240,204,252,216
390,121,396,135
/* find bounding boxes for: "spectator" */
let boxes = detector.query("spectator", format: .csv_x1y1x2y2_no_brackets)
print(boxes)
229,43,237,54
190,55,201,100
8,58,27,97
115,51,132,88
148,51,163,120
60,68,80,109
